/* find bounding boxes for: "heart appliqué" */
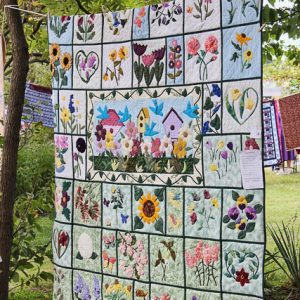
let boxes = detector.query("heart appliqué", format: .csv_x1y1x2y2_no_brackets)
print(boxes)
53,229,69,259
75,50,99,83
226,87,259,125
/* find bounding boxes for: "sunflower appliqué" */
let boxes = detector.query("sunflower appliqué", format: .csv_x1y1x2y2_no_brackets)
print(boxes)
134,187,165,234
49,43,72,88
230,33,253,72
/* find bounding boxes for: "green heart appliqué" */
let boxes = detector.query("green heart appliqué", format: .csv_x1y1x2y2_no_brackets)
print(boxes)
226,87,259,125
75,50,99,83
53,229,69,259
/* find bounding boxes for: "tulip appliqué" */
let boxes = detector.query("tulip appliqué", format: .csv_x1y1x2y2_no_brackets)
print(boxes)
223,191,263,239
50,16,71,38
133,43,166,87
226,86,259,125
75,50,99,83
76,15,96,42
205,139,238,179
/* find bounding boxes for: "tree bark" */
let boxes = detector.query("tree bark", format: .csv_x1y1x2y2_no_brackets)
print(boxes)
0,0,29,298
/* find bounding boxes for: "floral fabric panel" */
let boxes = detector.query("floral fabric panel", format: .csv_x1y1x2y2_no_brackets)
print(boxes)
49,1,265,299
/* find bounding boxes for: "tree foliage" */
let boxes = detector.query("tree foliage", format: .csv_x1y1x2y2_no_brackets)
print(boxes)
8,124,54,294
263,0,300,65
264,59,300,95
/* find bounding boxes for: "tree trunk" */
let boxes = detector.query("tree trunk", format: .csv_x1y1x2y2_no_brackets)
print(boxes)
0,0,29,298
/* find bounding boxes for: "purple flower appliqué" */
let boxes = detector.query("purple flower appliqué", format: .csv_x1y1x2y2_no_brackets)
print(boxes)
245,206,257,220
221,150,228,160
74,273,84,294
228,207,240,221
93,276,101,300
88,54,97,68
227,142,233,150
205,140,212,150
81,283,91,300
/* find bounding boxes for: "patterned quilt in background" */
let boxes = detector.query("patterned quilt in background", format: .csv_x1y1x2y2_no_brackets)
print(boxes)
49,1,265,299
263,102,281,167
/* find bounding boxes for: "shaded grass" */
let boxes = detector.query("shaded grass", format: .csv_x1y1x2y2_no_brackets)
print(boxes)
9,169,300,298
264,169,300,289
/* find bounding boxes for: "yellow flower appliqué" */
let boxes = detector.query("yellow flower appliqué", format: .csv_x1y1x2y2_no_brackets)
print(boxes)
173,138,187,158
138,193,160,224
245,98,255,110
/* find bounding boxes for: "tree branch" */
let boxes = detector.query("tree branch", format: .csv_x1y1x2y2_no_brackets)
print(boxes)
75,0,90,14
30,19,45,38
29,58,49,65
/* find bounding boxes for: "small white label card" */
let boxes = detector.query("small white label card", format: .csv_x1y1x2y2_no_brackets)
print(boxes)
240,150,264,189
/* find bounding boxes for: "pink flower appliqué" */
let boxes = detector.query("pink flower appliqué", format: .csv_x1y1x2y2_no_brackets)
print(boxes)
151,138,162,158
204,35,218,53
142,53,155,67
187,37,200,56
125,121,138,140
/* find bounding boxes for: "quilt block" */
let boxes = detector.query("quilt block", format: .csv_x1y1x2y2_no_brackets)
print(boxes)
49,1,265,299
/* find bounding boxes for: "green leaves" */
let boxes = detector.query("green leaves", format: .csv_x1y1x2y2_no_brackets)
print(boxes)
223,215,230,224
154,217,164,234
246,222,256,233
210,114,221,131
62,208,71,221
246,194,254,203
134,216,144,230
232,191,240,201
203,97,214,110
154,188,164,202
254,204,263,214
227,222,236,230
62,181,71,192
231,41,242,51
134,186,143,201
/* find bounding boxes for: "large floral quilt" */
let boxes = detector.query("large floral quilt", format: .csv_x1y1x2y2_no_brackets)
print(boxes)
49,1,265,299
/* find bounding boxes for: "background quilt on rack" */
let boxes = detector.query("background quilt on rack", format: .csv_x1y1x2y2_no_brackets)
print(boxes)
49,1,265,299
263,101,281,167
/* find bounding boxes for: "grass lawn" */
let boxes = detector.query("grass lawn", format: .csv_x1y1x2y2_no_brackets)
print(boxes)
9,169,300,298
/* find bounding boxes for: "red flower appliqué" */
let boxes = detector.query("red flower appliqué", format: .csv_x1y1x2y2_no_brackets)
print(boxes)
58,232,69,247
235,268,250,286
